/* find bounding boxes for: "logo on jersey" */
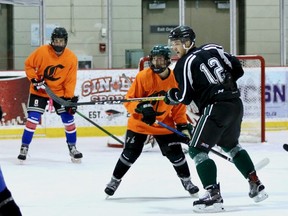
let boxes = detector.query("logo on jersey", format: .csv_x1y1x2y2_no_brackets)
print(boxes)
44,64,64,81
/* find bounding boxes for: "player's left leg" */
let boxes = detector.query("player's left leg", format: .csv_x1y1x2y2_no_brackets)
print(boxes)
59,112,83,163
156,134,199,196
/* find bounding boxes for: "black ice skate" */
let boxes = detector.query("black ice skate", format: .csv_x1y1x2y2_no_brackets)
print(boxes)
104,176,122,197
68,145,83,163
193,183,224,213
180,177,199,197
17,145,29,162
248,171,268,203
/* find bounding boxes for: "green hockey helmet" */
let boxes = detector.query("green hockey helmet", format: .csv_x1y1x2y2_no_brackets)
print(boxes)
149,45,171,74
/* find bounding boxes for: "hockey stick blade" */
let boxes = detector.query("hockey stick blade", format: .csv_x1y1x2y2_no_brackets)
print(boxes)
283,143,288,152
254,157,270,171
44,84,164,106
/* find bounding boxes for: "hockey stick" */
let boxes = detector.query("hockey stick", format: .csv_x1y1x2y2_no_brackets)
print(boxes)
155,120,233,162
156,120,270,171
76,110,157,150
254,157,270,171
44,84,164,106
75,110,124,144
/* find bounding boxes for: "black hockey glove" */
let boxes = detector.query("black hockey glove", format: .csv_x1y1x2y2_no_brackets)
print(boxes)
164,88,180,105
64,96,79,115
0,106,2,119
176,123,194,144
31,77,46,92
135,101,156,125
222,72,237,91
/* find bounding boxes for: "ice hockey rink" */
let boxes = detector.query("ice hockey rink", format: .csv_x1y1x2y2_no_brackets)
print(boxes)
0,130,287,216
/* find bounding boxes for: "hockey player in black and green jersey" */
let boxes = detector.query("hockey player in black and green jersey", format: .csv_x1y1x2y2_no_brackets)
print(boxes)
164,25,268,212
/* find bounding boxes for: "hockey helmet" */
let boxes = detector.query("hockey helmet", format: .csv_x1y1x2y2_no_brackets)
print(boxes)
168,25,196,44
149,45,171,74
50,27,68,53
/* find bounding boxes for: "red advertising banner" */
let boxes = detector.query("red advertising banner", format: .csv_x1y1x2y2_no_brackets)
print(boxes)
0,75,30,126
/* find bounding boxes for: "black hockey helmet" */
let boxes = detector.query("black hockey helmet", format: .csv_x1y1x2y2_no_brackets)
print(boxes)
50,27,68,53
51,27,68,43
168,25,196,43
149,45,171,74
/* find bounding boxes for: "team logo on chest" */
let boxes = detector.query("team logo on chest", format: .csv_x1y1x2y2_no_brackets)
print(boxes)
44,64,64,81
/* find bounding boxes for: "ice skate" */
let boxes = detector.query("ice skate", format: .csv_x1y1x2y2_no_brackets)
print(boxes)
104,176,122,198
17,145,29,163
248,171,268,203
180,177,199,197
193,183,224,213
68,145,83,163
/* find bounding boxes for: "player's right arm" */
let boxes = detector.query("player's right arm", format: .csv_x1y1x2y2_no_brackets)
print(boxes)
24,46,49,96
24,48,43,80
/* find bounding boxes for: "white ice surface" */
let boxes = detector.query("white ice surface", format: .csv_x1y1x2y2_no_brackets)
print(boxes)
0,130,288,216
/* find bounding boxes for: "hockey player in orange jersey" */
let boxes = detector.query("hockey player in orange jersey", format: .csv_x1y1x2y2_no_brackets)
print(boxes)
104,45,199,197
17,27,82,163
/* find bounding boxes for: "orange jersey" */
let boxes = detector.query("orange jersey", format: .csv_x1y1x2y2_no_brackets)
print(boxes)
25,44,78,98
124,68,188,135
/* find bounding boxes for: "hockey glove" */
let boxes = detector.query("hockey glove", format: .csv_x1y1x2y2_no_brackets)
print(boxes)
0,106,2,119
135,101,156,125
31,77,46,92
164,88,180,105
64,96,79,115
222,72,237,91
176,123,194,144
